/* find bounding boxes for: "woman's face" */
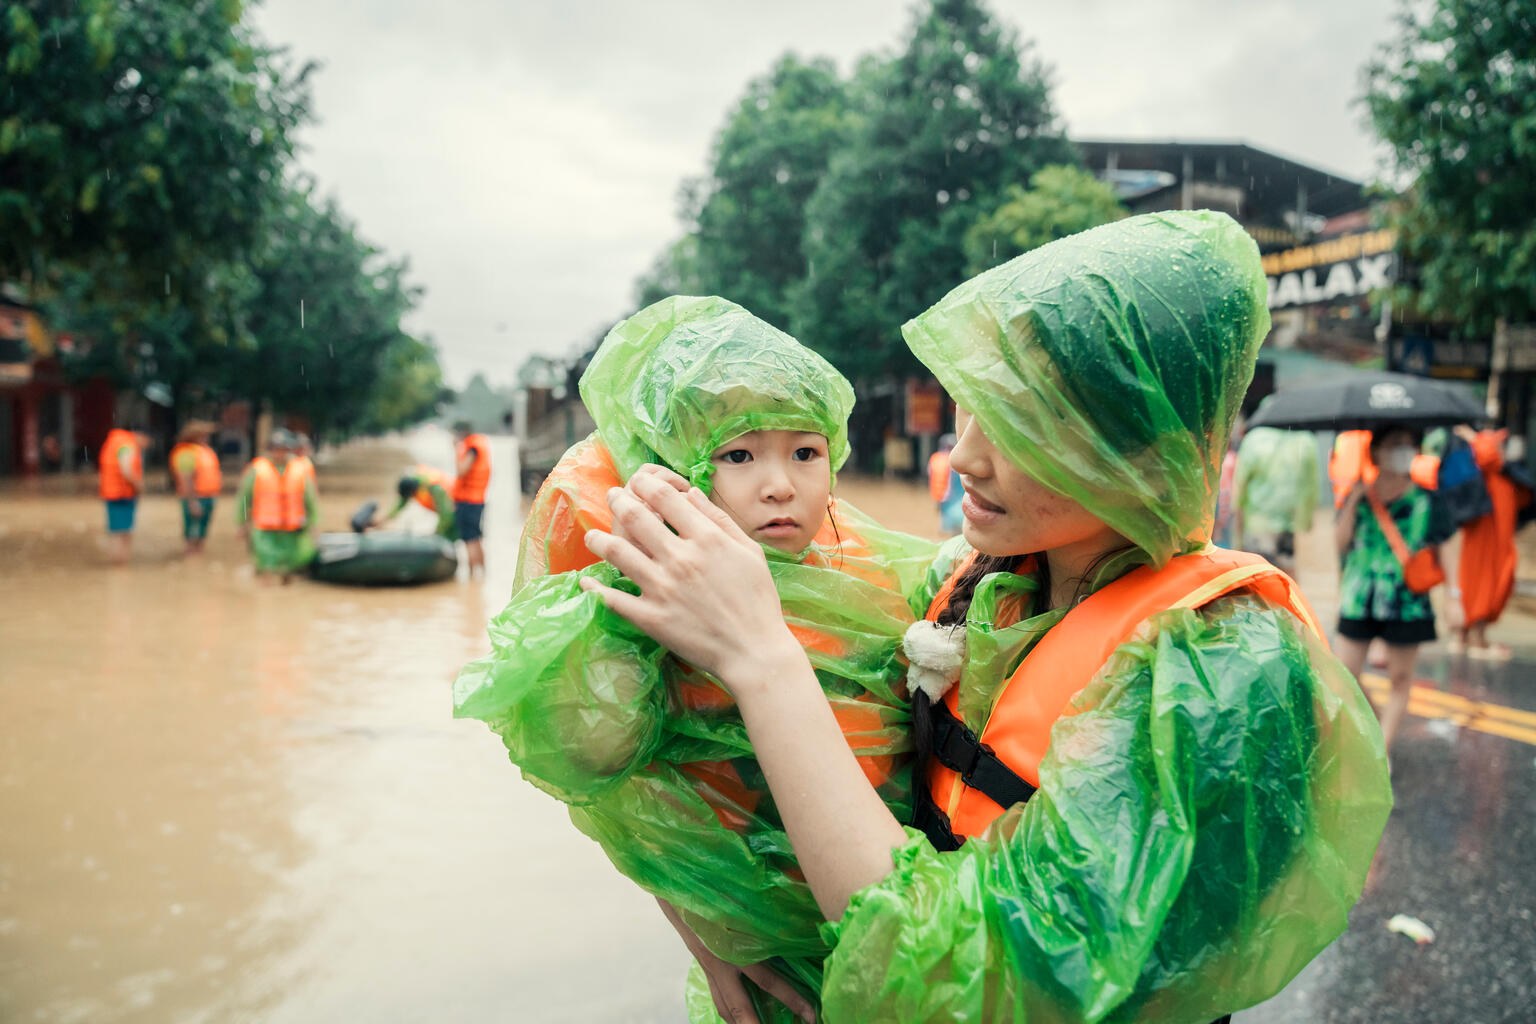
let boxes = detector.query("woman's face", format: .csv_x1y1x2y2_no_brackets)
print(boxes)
707,430,831,553
948,408,1118,558
1372,428,1419,478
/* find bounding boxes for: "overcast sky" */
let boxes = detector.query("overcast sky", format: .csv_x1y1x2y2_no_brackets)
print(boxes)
253,0,1403,388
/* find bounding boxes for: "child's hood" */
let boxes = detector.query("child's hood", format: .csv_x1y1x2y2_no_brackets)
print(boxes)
579,295,855,493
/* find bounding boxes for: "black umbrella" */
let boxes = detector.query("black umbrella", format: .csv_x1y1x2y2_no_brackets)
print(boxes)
1245,371,1485,431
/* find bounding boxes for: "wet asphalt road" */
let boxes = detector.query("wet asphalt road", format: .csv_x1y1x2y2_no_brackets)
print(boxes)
1236,650,1536,1024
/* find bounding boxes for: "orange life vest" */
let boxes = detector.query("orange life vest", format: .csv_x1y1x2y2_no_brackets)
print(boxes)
169,442,223,497
453,434,491,503
1410,453,1440,491
289,454,316,486
922,546,1323,841
98,429,142,500
928,450,952,502
1329,430,1378,507
249,456,309,531
411,464,451,511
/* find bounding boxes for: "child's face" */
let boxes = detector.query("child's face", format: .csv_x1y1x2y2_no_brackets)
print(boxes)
707,430,832,553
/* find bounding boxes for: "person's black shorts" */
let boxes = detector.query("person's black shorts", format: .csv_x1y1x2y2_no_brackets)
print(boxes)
1337,615,1436,646
454,501,485,542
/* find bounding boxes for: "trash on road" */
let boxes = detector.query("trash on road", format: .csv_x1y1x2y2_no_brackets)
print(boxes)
1386,914,1436,944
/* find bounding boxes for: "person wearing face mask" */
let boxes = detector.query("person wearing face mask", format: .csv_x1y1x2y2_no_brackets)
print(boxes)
1334,426,1458,750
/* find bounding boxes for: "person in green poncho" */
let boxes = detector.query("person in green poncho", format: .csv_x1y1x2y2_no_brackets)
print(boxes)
455,296,934,1021
1233,426,1320,574
373,466,458,540
584,212,1392,1024
236,428,318,583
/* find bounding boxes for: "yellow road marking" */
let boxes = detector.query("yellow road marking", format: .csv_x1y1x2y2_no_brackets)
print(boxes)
1358,673,1536,747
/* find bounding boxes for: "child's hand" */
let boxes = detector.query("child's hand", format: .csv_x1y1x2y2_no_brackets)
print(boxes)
655,898,815,1024
581,466,799,686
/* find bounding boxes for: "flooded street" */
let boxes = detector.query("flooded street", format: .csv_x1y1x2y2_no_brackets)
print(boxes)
15,434,1530,1024
1,430,767,1023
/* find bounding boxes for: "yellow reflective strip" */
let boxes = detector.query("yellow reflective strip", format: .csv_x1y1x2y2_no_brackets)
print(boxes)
1168,564,1274,612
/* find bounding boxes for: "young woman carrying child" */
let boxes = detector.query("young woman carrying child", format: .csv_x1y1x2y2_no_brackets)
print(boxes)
585,212,1393,1023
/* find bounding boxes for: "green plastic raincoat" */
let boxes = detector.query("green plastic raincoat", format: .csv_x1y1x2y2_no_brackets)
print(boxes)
806,212,1392,1023
454,296,935,1008
1234,426,1320,536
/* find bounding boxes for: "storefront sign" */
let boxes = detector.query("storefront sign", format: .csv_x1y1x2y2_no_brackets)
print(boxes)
905,380,945,435
1263,229,1397,311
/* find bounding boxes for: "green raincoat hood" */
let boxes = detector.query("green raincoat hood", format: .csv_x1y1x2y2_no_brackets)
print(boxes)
579,295,855,492
902,210,1269,565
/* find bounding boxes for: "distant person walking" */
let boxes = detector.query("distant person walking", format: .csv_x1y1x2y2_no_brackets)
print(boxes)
98,427,150,565
1457,429,1534,659
169,422,222,557
376,465,458,540
1233,426,1319,574
452,421,490,577
927,432,963,536
236,428,317,584
1334,426,1457,752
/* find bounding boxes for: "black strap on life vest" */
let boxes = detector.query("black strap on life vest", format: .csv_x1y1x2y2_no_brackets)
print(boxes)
910,691,1238,1024
909,688,1037,850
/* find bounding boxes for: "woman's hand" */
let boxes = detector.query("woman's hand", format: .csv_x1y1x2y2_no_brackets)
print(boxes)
581,465,800,685
655,898,815,1024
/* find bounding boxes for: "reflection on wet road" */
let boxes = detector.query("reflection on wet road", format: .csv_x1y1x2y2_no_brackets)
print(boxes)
0,431,690,1022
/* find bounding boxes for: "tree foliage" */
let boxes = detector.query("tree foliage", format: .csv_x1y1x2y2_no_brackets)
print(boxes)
632,0,1082,386
791,0,1074,378
962,164,1124,275
232,187,442,440
688,55,849,330
1,0,309,298
3,0,442,440
1362,0,1536,330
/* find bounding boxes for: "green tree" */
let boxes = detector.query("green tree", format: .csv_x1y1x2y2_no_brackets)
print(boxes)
362,334,448,434
1,0,310,296
688,54,849,329
233,187,439,441
1362,0,1536,331
962,164,1124,274
793,0,1074,378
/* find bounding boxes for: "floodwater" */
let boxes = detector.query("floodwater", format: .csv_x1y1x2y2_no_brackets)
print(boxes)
4,427,837,1023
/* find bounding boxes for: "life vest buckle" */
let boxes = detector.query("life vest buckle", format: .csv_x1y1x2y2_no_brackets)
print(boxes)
932,705,985,783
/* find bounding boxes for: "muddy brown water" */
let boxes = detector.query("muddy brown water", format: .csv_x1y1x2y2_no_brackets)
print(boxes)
0,429,945,1023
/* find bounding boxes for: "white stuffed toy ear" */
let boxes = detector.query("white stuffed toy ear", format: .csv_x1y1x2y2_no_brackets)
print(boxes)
902,620,967,702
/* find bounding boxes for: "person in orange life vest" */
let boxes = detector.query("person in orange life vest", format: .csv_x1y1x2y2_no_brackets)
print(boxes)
927,432,963,536
451,421,490,578
374,465,457,539
455,296,934,1012
235,428,318,583
169,421,223,556
1329,429,1379,507
1455,429,1533,659
99,426,152,565
585,214,1392,1024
